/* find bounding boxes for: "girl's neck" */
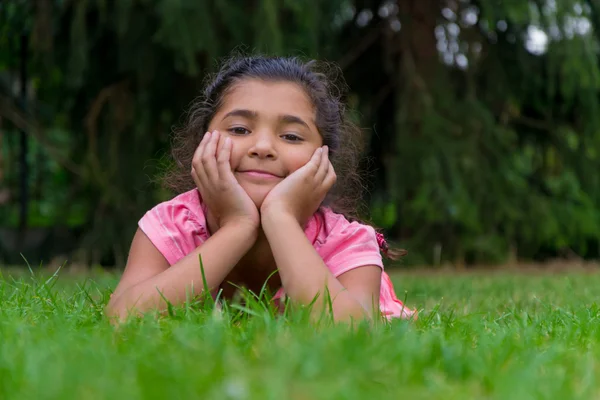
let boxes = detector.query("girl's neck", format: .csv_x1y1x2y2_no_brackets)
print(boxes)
205,210,280,296
204,209,269,256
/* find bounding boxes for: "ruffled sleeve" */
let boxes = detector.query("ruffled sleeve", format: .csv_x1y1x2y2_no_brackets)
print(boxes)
314,211,384,277
310,209,416,320
138,189,209,266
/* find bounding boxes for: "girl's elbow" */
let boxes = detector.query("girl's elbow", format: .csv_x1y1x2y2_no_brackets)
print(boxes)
104,296,125,323
333,297,377,323
335,307,372,323
105,288,139,323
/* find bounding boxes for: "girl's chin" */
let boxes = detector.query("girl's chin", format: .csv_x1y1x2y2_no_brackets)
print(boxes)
238,178,280,208
244,187,273,209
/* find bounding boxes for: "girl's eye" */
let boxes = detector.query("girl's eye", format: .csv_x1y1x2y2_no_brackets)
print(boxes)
282,134,303,142
228,127,250,135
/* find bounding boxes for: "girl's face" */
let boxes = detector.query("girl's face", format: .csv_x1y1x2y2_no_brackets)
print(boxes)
207,79,323,207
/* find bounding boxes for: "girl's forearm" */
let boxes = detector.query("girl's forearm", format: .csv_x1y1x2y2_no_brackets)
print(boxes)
261,213,369,321
107,223,257,319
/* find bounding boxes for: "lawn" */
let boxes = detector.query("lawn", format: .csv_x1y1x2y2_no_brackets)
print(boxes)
1,266,599,399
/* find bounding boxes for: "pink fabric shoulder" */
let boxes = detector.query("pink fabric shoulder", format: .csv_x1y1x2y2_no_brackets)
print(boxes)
138,189,209,266
304,209,416,320
305,209,384,276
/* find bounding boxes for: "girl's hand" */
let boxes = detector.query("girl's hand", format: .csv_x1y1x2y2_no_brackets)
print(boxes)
191,131,260,231
260,146,336,226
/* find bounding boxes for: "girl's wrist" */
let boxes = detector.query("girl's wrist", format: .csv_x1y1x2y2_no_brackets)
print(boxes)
221,218,260,239
261,209,299,232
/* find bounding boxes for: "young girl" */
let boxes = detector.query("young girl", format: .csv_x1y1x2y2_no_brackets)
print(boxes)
106,55,416,322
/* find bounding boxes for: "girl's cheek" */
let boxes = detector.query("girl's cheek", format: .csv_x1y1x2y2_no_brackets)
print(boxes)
229,145,245,169
289,150,316,171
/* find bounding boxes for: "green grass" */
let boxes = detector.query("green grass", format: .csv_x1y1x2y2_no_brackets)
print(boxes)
1,267,600,399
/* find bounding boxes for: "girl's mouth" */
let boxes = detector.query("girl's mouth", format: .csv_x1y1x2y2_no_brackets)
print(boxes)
237,170,282,180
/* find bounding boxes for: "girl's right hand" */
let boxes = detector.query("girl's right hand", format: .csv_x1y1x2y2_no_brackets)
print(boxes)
191,130,260,231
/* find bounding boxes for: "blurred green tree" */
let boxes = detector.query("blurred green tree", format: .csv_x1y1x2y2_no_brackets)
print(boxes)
0,0,598,267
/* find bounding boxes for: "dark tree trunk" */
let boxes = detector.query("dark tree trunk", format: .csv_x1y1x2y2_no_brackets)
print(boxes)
18,33,29,236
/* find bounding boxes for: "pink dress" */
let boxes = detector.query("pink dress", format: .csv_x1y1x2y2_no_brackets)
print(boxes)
138,189,416,320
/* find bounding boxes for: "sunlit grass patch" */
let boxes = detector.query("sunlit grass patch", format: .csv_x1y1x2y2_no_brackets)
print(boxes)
1,266,600,399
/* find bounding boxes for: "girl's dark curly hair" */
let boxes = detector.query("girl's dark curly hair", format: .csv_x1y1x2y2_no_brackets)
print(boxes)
162,55,405,259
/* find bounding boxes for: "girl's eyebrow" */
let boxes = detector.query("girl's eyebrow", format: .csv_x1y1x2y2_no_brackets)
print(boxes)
222,109,258,121
280,114,310,129
222,109,311,130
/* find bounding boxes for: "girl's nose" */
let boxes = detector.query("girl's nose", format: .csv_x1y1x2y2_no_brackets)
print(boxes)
248,132,277,159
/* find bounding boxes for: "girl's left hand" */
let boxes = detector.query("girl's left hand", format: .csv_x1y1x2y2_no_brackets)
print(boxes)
260,146,336,226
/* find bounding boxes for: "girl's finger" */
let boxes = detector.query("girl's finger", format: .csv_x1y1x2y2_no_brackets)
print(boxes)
192,132,211,184
315,146,329,183
293,147,321,179
192,131,211,165
323,160,337,189
306,147,322,174
191,165,203,189
201,130,220,181
216,136,235,181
